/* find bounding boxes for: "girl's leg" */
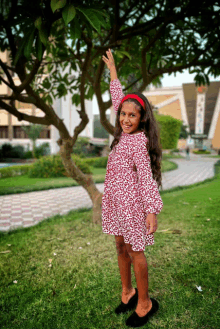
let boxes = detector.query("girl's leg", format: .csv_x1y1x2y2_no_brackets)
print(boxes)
125,244,152,316
115,236,136,303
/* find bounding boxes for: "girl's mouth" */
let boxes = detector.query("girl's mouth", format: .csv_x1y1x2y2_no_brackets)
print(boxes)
123,124,132,129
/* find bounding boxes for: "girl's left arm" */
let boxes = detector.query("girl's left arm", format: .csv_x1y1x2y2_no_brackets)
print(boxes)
133,138,163,215
110,78,125,114
102,49,125,114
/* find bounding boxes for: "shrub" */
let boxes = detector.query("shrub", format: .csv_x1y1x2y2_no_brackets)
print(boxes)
170,148,180,153
23,151,33,159
81,156,108,168
28,154,92,178
1,143,13,157
72,137,91,156
193,150,211,154
11,145,25,158
35,143,50,158
155,114,182,149
0,164,32,179
89,157,108,168
0,143,25,159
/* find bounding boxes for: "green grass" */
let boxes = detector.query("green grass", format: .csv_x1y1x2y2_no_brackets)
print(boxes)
0,160,177,196
0,175,219,328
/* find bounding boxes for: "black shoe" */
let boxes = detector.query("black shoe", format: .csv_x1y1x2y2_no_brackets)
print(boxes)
115,288,138,315
125,298,159,327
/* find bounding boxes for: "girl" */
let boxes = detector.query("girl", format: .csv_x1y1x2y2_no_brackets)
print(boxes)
101,49,163,328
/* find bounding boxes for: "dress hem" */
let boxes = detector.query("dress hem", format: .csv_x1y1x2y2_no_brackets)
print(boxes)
102,229,154,251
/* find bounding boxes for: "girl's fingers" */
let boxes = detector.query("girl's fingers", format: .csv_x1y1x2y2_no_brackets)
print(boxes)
108,51,114,60
102,56,109,63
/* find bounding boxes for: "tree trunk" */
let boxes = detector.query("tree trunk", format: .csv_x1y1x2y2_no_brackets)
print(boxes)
58,138,103,225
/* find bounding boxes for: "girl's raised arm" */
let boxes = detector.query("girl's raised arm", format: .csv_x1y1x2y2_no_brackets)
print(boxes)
102,49,125,114
102,49,117,81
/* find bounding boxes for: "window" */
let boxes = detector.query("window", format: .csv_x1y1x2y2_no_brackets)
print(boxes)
39,127,50,139
0,126,8,138
13,126,28,139
13,126,51,139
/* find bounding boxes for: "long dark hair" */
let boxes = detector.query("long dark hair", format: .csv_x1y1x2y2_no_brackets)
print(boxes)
110,92,162,189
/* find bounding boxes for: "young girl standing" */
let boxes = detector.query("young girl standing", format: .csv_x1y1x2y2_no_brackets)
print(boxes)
101,49,163,328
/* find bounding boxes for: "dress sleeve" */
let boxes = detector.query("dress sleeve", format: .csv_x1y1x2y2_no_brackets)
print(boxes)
110,78,125,114
132,137,163,215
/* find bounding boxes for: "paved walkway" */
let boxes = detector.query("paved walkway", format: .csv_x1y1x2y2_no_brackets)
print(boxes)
0,154,218,232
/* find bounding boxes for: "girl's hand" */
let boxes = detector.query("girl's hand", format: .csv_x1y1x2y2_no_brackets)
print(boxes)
102,49,116,70
146,213,158,235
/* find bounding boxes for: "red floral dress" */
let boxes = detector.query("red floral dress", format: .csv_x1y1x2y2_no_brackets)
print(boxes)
101,79,163,251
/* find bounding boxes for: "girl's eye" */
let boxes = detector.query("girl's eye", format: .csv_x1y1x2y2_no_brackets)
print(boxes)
121,113,135,117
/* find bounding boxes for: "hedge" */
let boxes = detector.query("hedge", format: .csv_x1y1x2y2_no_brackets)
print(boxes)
83,156,108,168
193,150,211,154
0,155,109,179
0,164,32,179
28,154,93,178
155,114,182,149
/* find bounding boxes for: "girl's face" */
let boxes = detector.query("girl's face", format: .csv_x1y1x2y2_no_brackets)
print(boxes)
120,102,142,134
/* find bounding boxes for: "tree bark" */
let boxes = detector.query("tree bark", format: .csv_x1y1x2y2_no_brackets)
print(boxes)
58,137,103,224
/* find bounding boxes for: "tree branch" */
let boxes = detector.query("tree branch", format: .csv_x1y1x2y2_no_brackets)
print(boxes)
72,45,92,144
0,99,51,125
0,76,14,90
0,59,16,89
4,25,17,61
123,77,142,92
17,59,42,93
0,93,37,104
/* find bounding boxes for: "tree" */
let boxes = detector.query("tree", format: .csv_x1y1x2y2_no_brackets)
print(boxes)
21,124,44,158
94,114,110,138
179,123,190,140
0,0,220,224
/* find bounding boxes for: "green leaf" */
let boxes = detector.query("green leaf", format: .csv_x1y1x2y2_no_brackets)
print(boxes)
86,85,94,100
14,38,27,65
39,27,48,46
117,50,132,60
72,94,81,106
77,7,101,33
24,28,36,59
45,94,53,104
62,4,76,25
36,33,43,60
90,9,109,29
69,17,81,40
42,78,51,90
34,17,42,30
51,0,66,13
57,83,67,97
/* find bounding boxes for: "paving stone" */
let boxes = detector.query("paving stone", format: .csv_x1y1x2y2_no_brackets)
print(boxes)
0,211,11,215
11,219,22,224
0,221,10,225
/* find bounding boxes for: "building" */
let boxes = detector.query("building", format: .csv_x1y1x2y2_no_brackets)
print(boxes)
109,81,220,150
0,51,94,154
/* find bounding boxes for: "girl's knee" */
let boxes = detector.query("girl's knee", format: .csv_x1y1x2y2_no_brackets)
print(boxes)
115,235,126,255
125,244,144,259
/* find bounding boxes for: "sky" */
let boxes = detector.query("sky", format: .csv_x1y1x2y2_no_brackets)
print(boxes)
92,69,220,115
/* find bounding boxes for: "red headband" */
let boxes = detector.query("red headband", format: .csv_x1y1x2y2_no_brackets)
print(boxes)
121,94,145,109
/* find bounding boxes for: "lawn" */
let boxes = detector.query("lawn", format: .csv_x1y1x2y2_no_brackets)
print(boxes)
0,174,219,328
0,160,177,196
